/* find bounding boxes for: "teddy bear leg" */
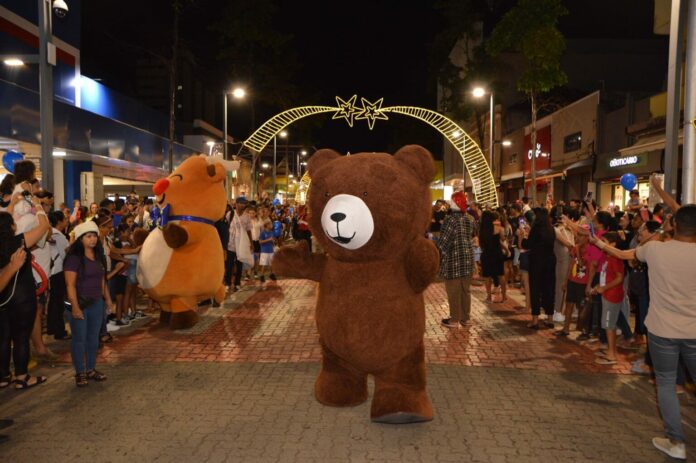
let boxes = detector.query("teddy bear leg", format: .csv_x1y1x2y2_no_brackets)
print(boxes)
168,296,199,330
370,341,433,424
315,341,368,407
214,284,226,305
158,302,171,325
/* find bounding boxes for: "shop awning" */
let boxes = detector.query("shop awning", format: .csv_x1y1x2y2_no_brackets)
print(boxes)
563,158,593,171
618,130,683,156
500,172,523,181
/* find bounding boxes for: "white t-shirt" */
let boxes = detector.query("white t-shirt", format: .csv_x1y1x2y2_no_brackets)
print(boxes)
251,218,263,241
49,228,70,275
636,240,696,339
227,212,251,252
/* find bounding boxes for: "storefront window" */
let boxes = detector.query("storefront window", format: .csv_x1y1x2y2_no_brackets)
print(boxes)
563,132,582,153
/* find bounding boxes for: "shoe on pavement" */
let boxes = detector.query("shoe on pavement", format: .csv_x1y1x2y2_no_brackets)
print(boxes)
114,319,130,327
441,318,460,329
652,437,686,460
260,275,266,283
269,274,277,281
595,356,617,365
576,333,591,342
106,323,120,333
552,312,565,323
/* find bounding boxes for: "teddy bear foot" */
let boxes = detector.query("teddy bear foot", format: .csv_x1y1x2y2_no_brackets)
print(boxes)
315,370,368,407
169,310,199,330
370,386,433,424
159,310,171,325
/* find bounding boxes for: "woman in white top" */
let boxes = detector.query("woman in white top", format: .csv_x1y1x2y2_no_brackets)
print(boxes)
553,211,575,322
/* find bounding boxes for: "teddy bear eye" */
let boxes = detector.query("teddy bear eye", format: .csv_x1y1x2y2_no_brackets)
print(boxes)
324,192,330,198
363,192,368,197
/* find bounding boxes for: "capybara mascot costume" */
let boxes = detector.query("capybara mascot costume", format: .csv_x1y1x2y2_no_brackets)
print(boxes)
273,145,439,423
137,155,227,330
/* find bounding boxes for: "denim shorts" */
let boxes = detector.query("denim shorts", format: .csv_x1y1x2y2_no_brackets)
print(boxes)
601,298,623,330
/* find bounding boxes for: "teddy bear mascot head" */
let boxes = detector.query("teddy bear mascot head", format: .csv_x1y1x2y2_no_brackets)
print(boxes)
137,155,227,330
273,145,439,423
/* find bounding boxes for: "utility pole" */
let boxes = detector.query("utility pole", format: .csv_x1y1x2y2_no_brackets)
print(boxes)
38,0,55,194
682,0,696,203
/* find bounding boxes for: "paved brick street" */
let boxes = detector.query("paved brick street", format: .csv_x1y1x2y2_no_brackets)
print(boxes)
0,280,694,462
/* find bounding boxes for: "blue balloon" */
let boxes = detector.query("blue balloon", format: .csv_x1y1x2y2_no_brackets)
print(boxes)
272,220,283,238
272,198,280,206
2,150,24,173
620,173,637,191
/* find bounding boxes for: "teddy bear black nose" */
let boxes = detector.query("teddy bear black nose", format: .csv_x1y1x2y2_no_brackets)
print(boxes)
330,213,346,222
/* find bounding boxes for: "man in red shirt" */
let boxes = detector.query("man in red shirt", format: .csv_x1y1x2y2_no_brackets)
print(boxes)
592,231,625,365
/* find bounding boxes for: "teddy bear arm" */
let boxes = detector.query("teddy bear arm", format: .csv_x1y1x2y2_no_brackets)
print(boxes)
404,237,440,293
272,241,326,282
162,223,189,249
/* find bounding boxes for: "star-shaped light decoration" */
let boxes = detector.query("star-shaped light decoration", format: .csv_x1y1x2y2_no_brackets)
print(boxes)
355,97,389,130
332,95,359,127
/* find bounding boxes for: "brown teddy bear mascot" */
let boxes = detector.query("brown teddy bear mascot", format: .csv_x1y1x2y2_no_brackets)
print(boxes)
137,155,227,330
273,145,439,423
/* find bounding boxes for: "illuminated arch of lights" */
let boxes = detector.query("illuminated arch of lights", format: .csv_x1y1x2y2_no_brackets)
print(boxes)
242,95,497,207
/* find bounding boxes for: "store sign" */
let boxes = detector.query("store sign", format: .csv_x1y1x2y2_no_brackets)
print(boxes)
523,125,551,174
608,154,646,169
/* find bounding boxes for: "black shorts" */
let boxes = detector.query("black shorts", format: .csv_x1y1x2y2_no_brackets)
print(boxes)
519,252,530,273
566,281,587,306
108,275,127,299
253,240,261,253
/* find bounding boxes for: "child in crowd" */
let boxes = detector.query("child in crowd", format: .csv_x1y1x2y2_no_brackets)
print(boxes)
258,220,277,283
123,228,149,320
592,231,625,365
109,223,131,326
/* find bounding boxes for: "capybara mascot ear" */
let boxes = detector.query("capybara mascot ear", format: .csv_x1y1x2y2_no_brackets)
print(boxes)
273,145,439,423
137,156,227,329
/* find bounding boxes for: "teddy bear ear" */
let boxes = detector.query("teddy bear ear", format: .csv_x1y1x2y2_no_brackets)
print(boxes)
394,145,436,185
307,149,341,176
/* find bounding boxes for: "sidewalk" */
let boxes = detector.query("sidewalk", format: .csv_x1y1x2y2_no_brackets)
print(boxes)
0,279,693,462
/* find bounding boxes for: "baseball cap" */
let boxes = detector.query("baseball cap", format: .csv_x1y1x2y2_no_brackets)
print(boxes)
235,196,248,204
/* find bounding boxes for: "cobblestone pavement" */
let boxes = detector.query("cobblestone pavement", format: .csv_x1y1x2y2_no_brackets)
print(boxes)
0,279,693,462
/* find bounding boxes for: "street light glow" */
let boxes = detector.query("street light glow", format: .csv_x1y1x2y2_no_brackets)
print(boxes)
206,141,216,147
301,162,307,166
3,58,25,67
289,174,294,178
232,87,246,99
262,163,270,169
279,130,288,138
301,150,307,155
452,130,462,138
472,87,486,98
502,140,512,147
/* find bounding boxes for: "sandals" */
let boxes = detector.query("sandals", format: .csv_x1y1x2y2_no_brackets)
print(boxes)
14,374,47,390
86,370,107,382
595,356,617,365
0,376,12,389
75,373,88,387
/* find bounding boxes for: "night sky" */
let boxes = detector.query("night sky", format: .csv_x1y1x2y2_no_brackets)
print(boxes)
80,0,661,157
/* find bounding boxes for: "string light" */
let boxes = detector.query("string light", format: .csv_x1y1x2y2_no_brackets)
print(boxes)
244,96,498,207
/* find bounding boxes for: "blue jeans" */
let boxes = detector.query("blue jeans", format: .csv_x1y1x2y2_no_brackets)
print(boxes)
67,299,105,374
648,333,696,443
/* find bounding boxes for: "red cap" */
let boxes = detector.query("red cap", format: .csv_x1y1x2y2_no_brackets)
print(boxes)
452,191,468,211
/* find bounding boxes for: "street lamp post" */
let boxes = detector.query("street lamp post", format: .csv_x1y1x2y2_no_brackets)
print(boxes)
472,87,495,177
273,130,288,199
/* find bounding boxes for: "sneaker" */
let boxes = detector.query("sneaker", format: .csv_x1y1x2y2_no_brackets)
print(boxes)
552,312,565,323
106,324,120,333
107,313,117,322
269,274,277,281
123,314,135,322
652,437,686,460
115,319,130,327
441,318,460,329
134,311,147,318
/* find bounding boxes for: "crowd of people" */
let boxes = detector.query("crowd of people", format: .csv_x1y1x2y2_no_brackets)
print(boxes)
434,177,696,460
2,157,696,458
0,159,312,398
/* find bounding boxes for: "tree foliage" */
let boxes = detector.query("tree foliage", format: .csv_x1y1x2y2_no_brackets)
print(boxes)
486,0,568,96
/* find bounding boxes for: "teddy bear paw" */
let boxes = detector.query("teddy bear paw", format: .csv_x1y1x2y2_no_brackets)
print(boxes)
370,386,433,424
